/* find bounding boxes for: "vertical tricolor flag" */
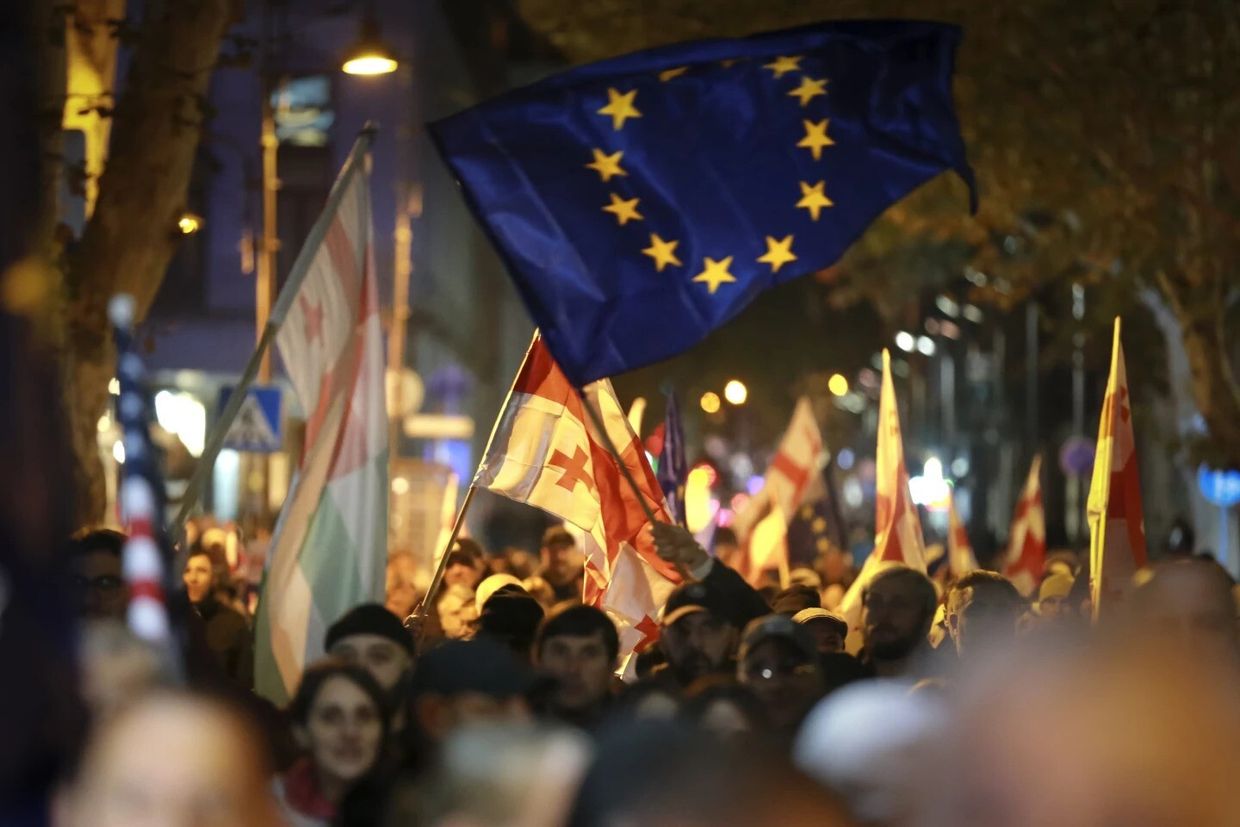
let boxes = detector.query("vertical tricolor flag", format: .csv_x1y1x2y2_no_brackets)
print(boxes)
255,140,388,703
1004,455,1046,596
838,349,927,650
946,490,979,578
733,397,825,583
1087,318,1147,619
476,335,681,672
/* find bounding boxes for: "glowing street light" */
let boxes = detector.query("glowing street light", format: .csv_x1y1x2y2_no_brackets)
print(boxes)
895,331,915,352
828,373,849,396
177,211,203,235
700,391,721,414
723,379,748,406
341,12,399,76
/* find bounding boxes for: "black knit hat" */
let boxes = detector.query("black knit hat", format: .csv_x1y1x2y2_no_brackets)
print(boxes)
325,603,413,654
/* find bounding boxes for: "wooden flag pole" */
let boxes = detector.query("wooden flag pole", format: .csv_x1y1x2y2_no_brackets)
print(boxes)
411,483,478,622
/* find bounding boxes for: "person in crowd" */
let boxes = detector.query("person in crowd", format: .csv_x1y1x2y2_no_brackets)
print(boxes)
793,607,849,655
436,580,479,639
538,525,586,603
475,573,524,615
1133,557,1239,662
944,570,1024,659
384,552,419,621
711,526,743,570
533,604,620,729
859,565,938,679
737,614,825,735
788,567,823,591
568,721,853,827
680,677,768,740
276,660,391,827
383,723,592,827
183,547,253,689
613,679,682,722
443,539,489,592
67,528,129,622
325,603,415,709
59,690,281,827
1032,570,1075,628
772,584,822,615
406,638,535,752
475,587,546,662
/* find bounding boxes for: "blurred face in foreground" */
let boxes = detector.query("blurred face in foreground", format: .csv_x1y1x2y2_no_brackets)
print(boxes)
62,693,278,827
863,576,930,660
329,633,411,693
662,611,736,683
298,675,384,789
538,631,615,713
947,583,1021,657
1135,562,1240,662
73,549,127,621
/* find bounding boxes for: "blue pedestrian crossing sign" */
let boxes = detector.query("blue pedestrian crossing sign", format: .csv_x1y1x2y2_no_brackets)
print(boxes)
219,385,283,453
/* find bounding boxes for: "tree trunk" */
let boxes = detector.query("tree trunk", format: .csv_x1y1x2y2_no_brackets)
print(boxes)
58,0,236,523
1159,272,1240,470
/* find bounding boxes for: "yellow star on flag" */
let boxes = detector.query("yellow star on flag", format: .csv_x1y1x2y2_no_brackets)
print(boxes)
586,148,627,182
642,233,682,271
796,181,834,220
757,235,797,273
603,192,643,225
797,119,835,160
763,55,802,78
692,256,737,294
659,66,688,82
598,87,642,130
787,76,828,107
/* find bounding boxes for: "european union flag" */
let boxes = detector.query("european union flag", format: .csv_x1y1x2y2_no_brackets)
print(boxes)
431,20,975,385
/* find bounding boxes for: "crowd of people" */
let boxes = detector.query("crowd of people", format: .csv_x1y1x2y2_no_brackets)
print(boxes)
49,516,1240,825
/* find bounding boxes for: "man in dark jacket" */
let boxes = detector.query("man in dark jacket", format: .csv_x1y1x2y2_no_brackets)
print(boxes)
183,548,252,689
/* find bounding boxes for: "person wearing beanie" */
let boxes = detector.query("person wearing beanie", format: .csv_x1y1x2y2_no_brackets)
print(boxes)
475,588,546,662
325,603,415,698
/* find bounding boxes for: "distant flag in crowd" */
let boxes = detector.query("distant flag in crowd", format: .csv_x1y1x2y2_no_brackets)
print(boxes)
109,294,176,658
785,462,848,570
431,21,974,385
838,350,927,651
1004,455,1046,596
733,397,825,583
946,489,979,578
1087,318,1147,619
657,389,688,526
255,136,388,704
476,335,682,673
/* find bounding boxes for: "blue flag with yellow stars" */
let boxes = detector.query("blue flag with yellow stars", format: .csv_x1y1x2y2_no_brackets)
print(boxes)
431,20,975,385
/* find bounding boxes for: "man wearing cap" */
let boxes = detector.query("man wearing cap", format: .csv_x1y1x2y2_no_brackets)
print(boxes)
793,608,848,655
737,615,825,734
651,523,771,688
539,525,584,603
326,603,415,701
406,638,535,745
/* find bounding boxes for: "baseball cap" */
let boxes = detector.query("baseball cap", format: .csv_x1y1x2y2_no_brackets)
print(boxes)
661,580,733,628
792,608,849,638
737,614,818,664
325,603,413,654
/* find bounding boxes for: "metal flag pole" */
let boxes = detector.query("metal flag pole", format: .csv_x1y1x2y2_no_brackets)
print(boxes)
168,124,378,543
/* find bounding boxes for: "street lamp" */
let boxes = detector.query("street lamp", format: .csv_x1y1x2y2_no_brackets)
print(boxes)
724,379,748,406
828,373,849,396
177,211,203,236
700,391,722,414
342,10,399,76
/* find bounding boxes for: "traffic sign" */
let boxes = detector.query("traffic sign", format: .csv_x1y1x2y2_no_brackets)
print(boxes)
219,385,283,453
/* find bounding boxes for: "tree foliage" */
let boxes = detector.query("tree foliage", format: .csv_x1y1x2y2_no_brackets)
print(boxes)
514,0,1240,467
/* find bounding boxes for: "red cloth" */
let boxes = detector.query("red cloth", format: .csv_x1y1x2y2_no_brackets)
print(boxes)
282,758,336,821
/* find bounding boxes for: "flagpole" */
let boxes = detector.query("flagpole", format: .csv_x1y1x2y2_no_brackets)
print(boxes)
413,333,541,619
167,124,378,544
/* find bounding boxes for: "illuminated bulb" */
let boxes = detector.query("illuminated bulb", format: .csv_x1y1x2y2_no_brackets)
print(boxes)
723,379,748,406
700,391,721,414
828,373,849,396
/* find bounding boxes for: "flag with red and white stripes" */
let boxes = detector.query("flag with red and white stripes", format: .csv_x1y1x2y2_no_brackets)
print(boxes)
255,140,388,704
837,349,927,651
477,335,681,670
1004,455,1046,596
733,397,824,581
1087,318,1147,619
946,490,979,578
